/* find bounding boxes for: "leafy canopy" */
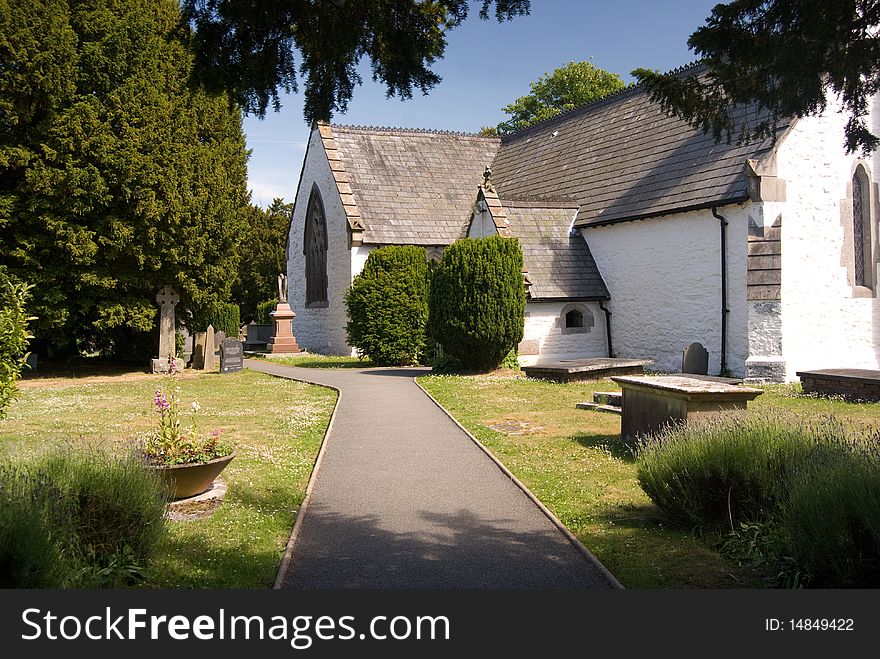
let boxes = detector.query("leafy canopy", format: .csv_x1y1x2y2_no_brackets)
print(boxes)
495,61,626,135
181,0,530,122
0,0,250,358
231,199,293,323
633,0,880,154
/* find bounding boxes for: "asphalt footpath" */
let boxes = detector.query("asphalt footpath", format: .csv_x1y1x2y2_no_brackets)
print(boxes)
246,359,620,589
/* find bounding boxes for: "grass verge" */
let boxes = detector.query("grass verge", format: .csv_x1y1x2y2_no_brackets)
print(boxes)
254,353,373,369
418,374,880,588
1,366,336,588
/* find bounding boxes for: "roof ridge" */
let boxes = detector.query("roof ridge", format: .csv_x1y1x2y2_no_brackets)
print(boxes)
500,60,707,142
330,123,498,139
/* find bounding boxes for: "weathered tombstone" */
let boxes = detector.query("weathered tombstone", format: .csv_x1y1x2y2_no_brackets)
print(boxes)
203,325,217,371
268,272,301,354
192,332,207,369
220,338,244,374
214,330,226,347
682,342,709,375
151,285,183,373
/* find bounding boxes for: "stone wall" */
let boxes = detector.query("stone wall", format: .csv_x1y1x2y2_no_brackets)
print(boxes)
519,301,608,366
774,96,880,380
582,205,751,376
286,128,352,355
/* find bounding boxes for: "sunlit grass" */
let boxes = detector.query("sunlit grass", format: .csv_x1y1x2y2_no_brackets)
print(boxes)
418,375,880,588
255,353,373,369
1,367,336,588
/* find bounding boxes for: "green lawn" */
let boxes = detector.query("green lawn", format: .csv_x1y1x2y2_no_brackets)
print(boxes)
417,374,880,588
256,353,374,369
1,366,336,588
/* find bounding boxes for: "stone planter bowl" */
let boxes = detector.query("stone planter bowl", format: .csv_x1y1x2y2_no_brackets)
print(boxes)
148,453,235,500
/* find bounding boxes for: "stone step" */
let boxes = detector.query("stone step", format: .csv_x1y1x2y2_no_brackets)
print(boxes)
576,402,622,416
592,391,622,406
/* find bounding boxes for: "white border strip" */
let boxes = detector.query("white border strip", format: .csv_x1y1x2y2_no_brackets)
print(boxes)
415,377,624,590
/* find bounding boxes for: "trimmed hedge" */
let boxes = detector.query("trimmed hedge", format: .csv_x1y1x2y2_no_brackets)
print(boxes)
428,236,525,371
345,246,429,366
204,302,241,337
255,299,278,325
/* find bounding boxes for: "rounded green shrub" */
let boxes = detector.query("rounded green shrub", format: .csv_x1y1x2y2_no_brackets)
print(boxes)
428,236,525,371
345,246,429,366
0,267,32,419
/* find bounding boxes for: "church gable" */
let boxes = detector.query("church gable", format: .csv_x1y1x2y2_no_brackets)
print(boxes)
326,124,500,245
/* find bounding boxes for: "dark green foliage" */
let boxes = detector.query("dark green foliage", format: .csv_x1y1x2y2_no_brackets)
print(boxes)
0,0,250,358
0,449,168,588
0,268,32,418
182,0,530,122
428,236,525,372
783,455,880,587
638,414,880,587
202,302,241,337
232,200,292,322
346,246,429,366
255,299,278,325
633,1,880,154
496,61,625,134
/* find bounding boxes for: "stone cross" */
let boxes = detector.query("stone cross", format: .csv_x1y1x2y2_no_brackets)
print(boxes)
156,285,180,360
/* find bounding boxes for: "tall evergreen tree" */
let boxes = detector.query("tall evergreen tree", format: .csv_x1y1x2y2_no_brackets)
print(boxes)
231,199,293,323
0,0,250,357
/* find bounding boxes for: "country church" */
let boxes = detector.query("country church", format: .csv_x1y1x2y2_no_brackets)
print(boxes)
286,63,880,381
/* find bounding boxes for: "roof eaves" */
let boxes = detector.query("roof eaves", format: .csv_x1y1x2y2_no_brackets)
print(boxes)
577,194,750,229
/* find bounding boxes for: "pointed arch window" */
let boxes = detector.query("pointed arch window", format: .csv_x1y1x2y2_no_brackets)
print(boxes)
304,185,328,306
853,167,872,289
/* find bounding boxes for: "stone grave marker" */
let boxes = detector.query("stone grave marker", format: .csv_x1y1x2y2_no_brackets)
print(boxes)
151,285,183,373
192,332,207,369
203,324,216,371
682,342,709,375
220,338,244,374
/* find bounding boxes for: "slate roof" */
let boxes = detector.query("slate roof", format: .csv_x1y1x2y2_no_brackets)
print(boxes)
505,201,610,300
330,125,500,245
491,64,792,228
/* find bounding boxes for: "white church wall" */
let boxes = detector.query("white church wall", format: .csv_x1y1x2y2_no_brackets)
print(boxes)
774,102,880,380
286,128,352,355
518,301,608,366
582,205,751,376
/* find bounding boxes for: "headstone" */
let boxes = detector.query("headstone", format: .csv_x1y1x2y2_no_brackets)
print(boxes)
268,301,301,354
192,332,207,369
203,325,216,371
682,342,709,375
220,338,244,374
151,285,183,373
214,330,226,347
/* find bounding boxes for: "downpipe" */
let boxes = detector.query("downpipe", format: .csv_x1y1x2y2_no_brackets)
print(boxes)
712,207,729,374
599,300,613,358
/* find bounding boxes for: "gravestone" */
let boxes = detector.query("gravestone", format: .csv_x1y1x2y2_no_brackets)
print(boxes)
192,332,207,369
682,342,709,375
203,325,216,371
220,338,243,374
151,285,183,373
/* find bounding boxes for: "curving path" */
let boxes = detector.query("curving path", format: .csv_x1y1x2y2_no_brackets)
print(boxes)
247,359,620,589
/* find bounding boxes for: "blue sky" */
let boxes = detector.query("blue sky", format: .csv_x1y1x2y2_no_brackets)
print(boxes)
244,0,719,207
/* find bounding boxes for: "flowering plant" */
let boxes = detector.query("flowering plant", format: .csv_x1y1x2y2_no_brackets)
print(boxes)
142,356,232,466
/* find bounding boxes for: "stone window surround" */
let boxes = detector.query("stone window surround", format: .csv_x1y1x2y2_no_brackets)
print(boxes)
559,303,593,335
843,161,878,299
304,183,330,308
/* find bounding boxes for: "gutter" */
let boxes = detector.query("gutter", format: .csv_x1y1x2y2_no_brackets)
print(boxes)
599,300,614,358
712,207,729,374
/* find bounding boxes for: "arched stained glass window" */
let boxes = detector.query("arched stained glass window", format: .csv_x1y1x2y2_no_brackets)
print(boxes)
853,171,868,287
304,185,328,306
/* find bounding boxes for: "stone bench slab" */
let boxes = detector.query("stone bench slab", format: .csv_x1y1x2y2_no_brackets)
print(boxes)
523,358,653,382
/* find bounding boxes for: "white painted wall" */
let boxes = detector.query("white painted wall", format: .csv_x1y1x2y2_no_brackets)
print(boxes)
519,301,608,366
582,205,751,376
774,98,880,379
287,128,352,355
